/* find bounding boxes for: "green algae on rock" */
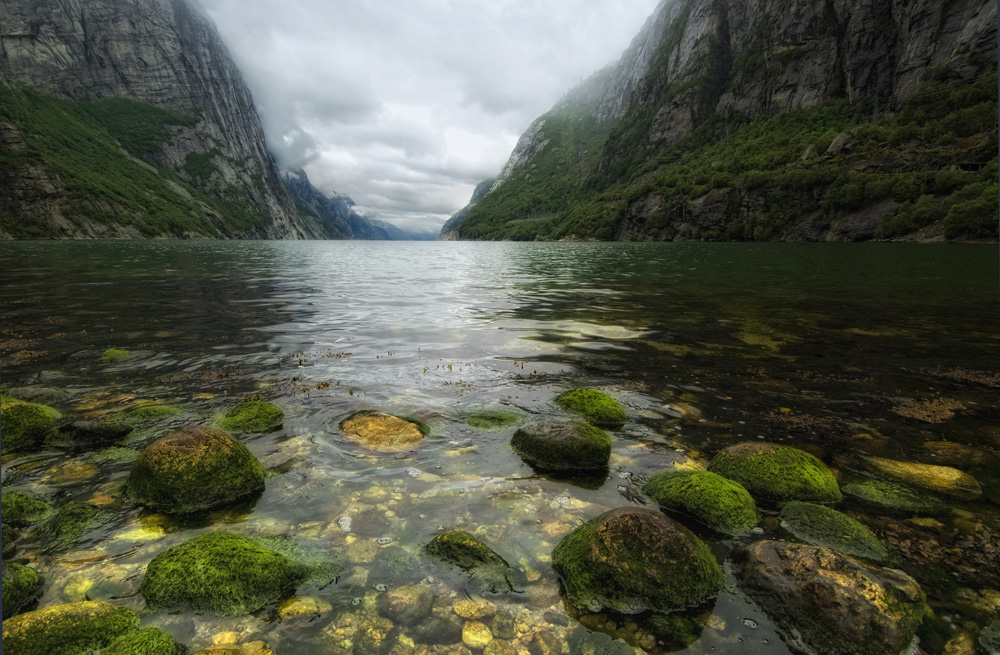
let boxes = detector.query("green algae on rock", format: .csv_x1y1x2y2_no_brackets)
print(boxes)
0,400,61,454
3,523,19,558
861,456,982,502
124,426,265,515
216,400,284,434
841,479,949,517
643,470,760,535
554,388,627,430
708,442,842,503
2,491,52,527
510,420,611,472
425,529,513,593
102,627,187,655
2,563,43,618
340,410,427,451
779,501,889,562
40,501,100,551
1,600,140,655
52,419,133,450
466,409,523,430
253,534,347,587
100,349,131,364
140,531,308,615
552,507,723,614
118,405,183,425
735,540,927,655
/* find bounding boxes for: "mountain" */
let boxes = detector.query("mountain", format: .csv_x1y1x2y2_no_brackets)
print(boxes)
438,176,497,240
0,0,335,239
453,0,998,242
282,168,385,240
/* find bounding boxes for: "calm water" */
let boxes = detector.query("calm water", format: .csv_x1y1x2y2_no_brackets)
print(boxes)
2,241,999,654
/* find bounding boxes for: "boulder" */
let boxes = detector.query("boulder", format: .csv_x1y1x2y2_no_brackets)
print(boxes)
510,421,610,472
216,400,283,434
779,501,889,561
53,420,133,450
708,442,841,503
735,540,927,655
552,507,723,614
643,469,760,535
862,456,981,501
425,530,513,593
340,411,426,451
2,563,43,618
1,601,140,655
1,491,52,527
102,627,186,655
139,531,308,616
0,400,60,454
554,388,627,429
124,426,265,515
841,479,948,517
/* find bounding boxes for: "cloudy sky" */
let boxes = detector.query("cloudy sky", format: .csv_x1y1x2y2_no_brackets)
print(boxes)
194,0,660,236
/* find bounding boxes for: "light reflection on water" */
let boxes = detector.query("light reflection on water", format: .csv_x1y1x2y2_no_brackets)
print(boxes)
1,240,998,655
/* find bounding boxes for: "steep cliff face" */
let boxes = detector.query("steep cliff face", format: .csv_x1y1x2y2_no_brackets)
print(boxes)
0,0,325,239
457,0,998,242
283,169,383,240
438,177,497,240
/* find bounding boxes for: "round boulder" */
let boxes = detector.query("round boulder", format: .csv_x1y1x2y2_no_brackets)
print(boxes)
552,507,723,614
124,426,265,515
511,420,610,472
708,442,841,503
1,601,140,655
841,479,948,517
643,470,760,535
554,388,627,430
0,401,60,454
340,411,426,451
735,540,927,655
216,400,283,434
139,531,308,616
779,501,888,561
1,491,52,528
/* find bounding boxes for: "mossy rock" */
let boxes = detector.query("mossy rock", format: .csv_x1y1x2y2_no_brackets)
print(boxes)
779,502,889,562
139,531,308,615
1,600,140,655
102,627,187,655
3,523,19,558
340,410,427,451
643,470,760,535
124,426,265,515
100,349,131,364
708,442,842,503
40,501,100,551
0,400,61,454
1,393,19,405
216,400,283,434
552,507,723,614
466,409,523,430
554,388,627,430
2,387,68,405
2,491,52,528
425,530,513,593
841,479,949,517
862,456,982,502
510,420,610,472
52,420,134,450
253,534,347,587
2,563,44,618
118,405,183,426
369,545,423,586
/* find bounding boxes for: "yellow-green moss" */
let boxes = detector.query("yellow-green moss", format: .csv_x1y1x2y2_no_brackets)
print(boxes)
102,627,186,655
139,531,308,616
643,470,760,535
100,349,131,364
40,502,99,551
779,502,889,562
215,400,283,434
1,601,140,655
118,405,183,425
842,479,948,517
0,401,61,454
2,563,43,618
554,388,627,429
708,442,842,503
1,491,52,527
466,409,523,430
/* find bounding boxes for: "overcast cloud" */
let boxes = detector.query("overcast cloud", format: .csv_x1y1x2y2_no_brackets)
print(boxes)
194,0,660,236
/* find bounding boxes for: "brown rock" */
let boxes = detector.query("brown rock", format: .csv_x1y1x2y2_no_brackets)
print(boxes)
340,411,424,451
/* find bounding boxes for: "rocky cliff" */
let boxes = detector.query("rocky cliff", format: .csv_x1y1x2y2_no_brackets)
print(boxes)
0,0,332,239
438,176,497,240
453,0,998,242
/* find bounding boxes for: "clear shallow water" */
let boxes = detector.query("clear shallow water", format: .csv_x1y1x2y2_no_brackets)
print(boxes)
1,240,999,654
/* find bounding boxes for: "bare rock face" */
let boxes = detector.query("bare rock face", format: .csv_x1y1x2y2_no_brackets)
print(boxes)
735,540,928,655
0,0,328,239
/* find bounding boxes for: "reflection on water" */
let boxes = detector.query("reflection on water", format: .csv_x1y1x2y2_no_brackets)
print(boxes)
1,241,998,655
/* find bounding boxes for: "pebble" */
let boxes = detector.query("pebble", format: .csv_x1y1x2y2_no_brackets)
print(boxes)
462,621,493,650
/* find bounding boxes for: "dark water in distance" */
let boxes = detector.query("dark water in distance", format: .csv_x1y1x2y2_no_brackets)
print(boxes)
2,241,999,654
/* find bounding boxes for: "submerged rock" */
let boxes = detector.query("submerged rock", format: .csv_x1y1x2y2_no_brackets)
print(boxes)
118,405,183,425
102,627,186,655
554,388,627,430
552,507,723,614
354,615,398,655
1,600,140,655
1,491,52,527
3,523,19,558
922,441,995,467
0,400,61,454
643,469,760,535
377,584,434,626
979,620,1000,655
340,410,426,451
862,456,982,501
779,501,889,561
735,540,927,655
100,349,131,364
510,420,610,472
124,426,266,515
708,442,842,503
841,479,949,517
53,419,133,450
2,562,43,618
425,529,514,593
216,400,284,434
40,501,100,551
4,387,68,404
467,409,524,430
139,531,308,616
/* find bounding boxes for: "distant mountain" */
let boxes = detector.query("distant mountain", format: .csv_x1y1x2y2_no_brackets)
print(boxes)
454,0,997,242
438,176,497,240
282,168,384,240
0,0,334,239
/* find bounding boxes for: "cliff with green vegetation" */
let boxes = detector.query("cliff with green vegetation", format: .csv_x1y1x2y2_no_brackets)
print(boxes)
445,0,998,242
0,0,338,239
